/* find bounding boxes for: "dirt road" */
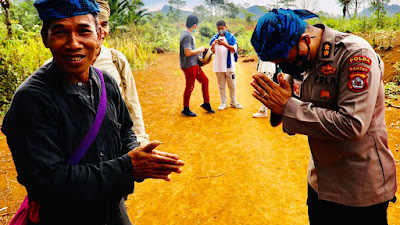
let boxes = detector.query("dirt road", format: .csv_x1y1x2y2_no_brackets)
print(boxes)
1,53,399,224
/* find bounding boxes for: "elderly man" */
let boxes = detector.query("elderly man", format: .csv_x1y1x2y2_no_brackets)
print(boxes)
2,1,184,224
251,9,397,224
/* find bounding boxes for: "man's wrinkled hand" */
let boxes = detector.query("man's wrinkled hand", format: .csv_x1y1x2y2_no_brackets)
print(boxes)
251,72,292,115
128,141,185,182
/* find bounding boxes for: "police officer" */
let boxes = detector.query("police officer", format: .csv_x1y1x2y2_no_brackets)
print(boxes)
250,9,397,225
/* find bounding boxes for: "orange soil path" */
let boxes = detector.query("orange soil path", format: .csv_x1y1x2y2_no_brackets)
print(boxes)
0,53,399,224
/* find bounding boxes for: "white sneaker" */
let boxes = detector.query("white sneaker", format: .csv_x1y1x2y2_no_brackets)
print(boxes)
218,103,227,110
230,103,243,109
253,108,268,118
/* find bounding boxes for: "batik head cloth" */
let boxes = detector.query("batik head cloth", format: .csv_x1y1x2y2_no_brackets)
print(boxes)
96,0,110,21
251,9,318,62
34,0,100,21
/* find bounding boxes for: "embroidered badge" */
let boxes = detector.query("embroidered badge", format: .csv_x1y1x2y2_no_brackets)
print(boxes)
348,73,368,92
348,65,370,73
293,79,303,98
348,56,371,65
320,90,331,99
321,42,332,59
320,64,337,75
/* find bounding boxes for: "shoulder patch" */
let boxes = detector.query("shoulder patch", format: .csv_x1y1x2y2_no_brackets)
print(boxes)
348,73,368,92
320,64,336,75
348,56,371,65
321,42,332,59
348,65,370,73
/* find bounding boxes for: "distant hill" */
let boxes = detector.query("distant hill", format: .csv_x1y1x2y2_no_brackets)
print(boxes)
246,5,269,17
159,5,192,16
359,4,400,17
238,5,270,20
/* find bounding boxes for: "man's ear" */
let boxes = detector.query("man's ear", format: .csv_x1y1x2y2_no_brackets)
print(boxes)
299,33,311,45
41,28,49,48
97,25,103,44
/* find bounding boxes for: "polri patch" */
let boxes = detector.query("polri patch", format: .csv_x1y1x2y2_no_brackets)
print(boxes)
293,79,303,98
348,73,368,92
320,64,337,75
348,65,370,73
320,90,331,99
348,56,371,65
321,42,332,59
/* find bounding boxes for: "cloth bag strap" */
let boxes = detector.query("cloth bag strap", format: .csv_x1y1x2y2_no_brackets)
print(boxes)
67,68,107,165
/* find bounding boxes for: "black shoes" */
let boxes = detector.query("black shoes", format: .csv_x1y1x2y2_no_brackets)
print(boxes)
182,104,214,117
181,108,197,117
201,103,215,113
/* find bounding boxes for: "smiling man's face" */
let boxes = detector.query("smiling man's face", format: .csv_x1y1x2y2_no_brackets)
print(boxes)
42,14,101,80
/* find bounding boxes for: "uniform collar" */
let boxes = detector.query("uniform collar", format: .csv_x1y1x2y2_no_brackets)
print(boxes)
315,23,335,62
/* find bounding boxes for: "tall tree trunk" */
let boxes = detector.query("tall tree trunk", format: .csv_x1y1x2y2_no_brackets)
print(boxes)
1,0,12,39
342,5,347,18
353,0,358,18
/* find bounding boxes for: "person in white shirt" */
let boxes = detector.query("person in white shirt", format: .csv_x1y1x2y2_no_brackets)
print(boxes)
210,20,242,110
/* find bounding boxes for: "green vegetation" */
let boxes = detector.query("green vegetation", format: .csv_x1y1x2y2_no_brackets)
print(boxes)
1,0,400,115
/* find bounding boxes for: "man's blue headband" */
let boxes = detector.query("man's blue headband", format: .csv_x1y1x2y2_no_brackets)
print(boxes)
251,9,318,62
34,0,100,21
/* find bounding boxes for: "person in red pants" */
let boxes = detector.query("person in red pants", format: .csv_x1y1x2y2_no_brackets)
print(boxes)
180,15,214,116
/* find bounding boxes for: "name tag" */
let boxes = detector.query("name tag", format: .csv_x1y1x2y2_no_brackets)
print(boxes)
293,79,303,98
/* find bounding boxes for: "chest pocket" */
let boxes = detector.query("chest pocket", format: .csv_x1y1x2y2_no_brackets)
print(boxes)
311,84,338,107
311,63,339,105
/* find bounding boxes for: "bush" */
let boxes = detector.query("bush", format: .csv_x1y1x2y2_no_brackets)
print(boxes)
198,22,215,39
0,35,51,114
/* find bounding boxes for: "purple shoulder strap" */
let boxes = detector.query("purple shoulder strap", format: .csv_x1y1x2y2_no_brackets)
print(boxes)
67,68,107,165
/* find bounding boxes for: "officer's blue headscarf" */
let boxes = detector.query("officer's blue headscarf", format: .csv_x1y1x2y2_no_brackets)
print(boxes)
34,0,100,21
251,9,318,62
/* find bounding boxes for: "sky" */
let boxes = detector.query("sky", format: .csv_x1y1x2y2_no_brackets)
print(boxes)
143,0,400,16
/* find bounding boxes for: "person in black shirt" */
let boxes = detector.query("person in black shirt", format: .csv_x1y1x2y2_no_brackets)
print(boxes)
2,1,184,224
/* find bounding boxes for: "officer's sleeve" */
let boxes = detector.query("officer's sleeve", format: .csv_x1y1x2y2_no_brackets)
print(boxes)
281,49,382,141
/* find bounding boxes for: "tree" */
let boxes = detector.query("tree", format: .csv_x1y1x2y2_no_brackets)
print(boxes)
168,0,186,24
370,0,390,23
108,0,149,29
278,0,296,8
0,0,11,39
337,0,352,18
244,11,256,23
268,0,295,9
124,0,149,25
223,2,239,18
297,0,318,12
203,0,224,16
10,0,41,30
193,5,210,21
352,0,365,18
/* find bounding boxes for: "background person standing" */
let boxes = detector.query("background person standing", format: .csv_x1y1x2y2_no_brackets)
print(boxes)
210,20,242,110
180,15,214,117
93,0,149,145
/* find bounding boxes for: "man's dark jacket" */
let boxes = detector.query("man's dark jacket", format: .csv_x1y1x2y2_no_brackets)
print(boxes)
2,63,138,225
